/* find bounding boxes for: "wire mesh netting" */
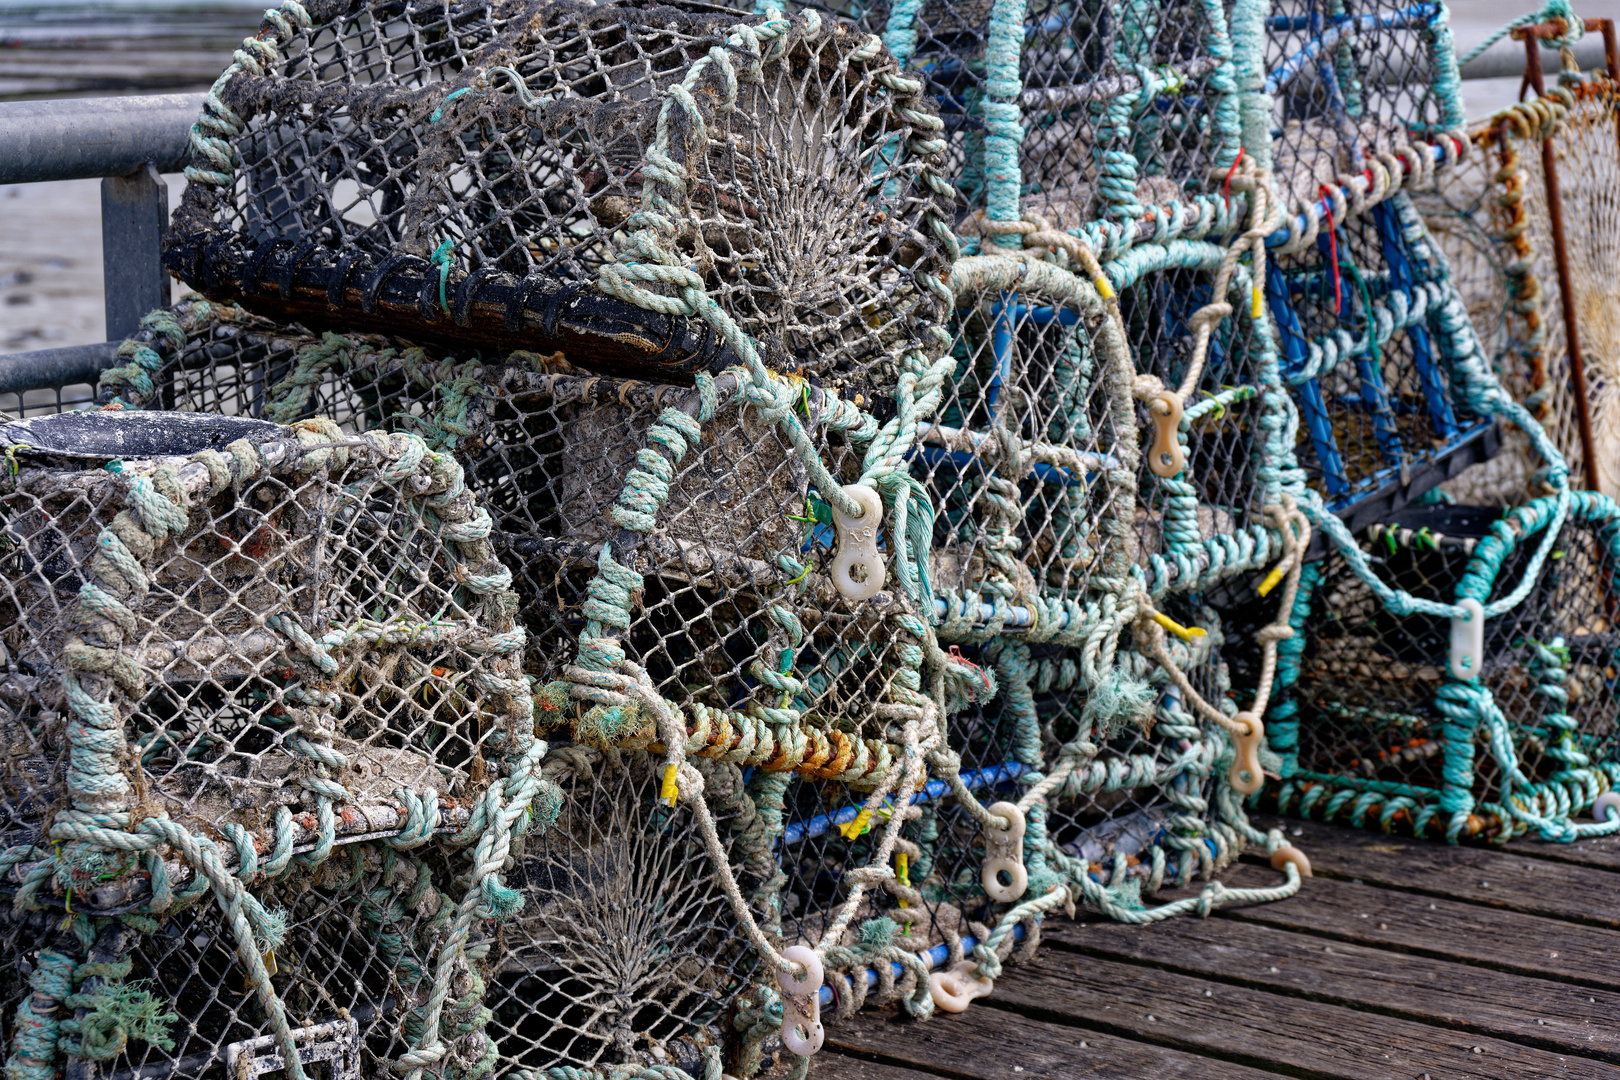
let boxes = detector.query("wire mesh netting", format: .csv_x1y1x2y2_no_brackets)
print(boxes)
1266,0,1467,226
163,0,955,393
1266,495,1620,842
0,409,555,1080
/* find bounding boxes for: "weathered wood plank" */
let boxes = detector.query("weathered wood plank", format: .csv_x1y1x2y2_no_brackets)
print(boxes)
805,1053,950,1080
1249,817,1620,928
1209,862,1620,989
1043,911,1620,1061
979,948,1613,1078
1504,833,1620,874
823,1000,1287,1080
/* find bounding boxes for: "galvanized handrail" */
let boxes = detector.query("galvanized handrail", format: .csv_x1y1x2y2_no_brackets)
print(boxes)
0,93,203,397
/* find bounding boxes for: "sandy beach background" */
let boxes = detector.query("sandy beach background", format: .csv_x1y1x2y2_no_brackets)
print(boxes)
0,0,1603,353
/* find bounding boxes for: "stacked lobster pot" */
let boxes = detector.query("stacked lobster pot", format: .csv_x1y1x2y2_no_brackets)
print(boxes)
0,411,546,1080
1253,5,1620,844
728,0,1322,960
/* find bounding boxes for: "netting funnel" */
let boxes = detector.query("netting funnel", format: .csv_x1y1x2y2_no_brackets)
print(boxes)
0,410,560,1080
164,0,955,391
491,749,764,1074
1266,494,1620,843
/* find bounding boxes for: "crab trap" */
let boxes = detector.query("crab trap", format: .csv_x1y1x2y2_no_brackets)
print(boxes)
163,0,955,389
1259,2,1541,524
1263,493,1620,843
0,409,556,1080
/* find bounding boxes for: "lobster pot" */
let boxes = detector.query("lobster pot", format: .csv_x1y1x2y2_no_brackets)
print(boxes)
918,254,1137,626
772,605,1259,969
1269,495,1620,842
795,0,1246,233
1511,75,1620,501
0,410,550,1080
1266,0,1467,226
1113,252,1301,594
161,0,953,390
1266,190,1497,525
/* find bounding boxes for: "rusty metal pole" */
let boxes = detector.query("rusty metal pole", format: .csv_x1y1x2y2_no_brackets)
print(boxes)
1516,20,1602,492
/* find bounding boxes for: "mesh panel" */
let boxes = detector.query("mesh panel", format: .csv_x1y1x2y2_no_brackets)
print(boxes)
163,0,953,389
1269,496,1620,841
0,410,555,1080
1266,0,1464,221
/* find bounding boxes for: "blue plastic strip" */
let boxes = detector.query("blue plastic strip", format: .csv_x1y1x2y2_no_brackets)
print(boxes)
1266,261,1349,496
780,762,1030,846
1265,4,1439,95
987,293,1015,413
909,443,1092,487
1372,201,1457,438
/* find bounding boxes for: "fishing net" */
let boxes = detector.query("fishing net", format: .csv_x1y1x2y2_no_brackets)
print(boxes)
1263,494,1620,843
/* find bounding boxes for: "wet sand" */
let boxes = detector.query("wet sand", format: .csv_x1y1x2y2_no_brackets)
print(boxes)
0,0,1588,353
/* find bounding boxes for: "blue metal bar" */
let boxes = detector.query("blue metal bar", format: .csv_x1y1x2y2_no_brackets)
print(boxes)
780,762,1030,846
1265,4,1439,95
987,294,1015,414
1372,201,1457,438
1266,262,1349,496
909,444,1092,487
1323,228,1405,469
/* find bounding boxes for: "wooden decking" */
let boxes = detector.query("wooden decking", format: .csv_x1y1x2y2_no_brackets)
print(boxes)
812,817,1620,1079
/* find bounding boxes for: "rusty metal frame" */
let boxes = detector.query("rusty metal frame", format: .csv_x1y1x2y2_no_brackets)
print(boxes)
1513,16,1620,493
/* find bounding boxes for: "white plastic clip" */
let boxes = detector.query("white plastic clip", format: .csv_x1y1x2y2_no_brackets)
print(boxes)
1228,711,1265,795
1594,791,1620,824
929,960,994,1014
830,484,885,601
778,945,824,1057
980,801,1028,902
1449,597,1485,680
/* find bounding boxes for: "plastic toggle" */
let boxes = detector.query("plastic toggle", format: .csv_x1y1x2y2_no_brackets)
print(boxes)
778,945,824,1057
930,960,994,1013
980,801,1028,902
1594,791,1620,824
830,484,886,601
1228,712,1264,795
1449,598,1485,680
1269,844,1312,878
1147,391,1186,478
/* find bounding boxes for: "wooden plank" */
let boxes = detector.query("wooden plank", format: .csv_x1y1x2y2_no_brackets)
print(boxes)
809,1053,950,1080
1210,862,1620,989
1504,833,1620,875
978,948,1614,1079
1251,817,1620,927
824,1000,1287,1080
1043,911,1620,1061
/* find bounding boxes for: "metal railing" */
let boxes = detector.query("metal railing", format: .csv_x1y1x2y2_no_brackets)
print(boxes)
0,33,1608,400
0,92,201,397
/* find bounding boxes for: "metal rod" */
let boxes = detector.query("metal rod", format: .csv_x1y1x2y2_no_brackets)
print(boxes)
101,164,171,342
0,94,203,184
1518,23,1603,493
0,342,120,397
